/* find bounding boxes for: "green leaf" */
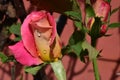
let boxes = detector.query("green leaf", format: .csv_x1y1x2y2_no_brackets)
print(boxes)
69,30,85,45
0,52,16,63
63,0,82,21
71,0,80,10
25,63,46,75
86,0,91,4
108,23,120,28
86,4,95,18
74,21,82,29
107,0,111,3
82,41,99,60
64,11,81,21
14,36,21,41
68,30,85,56
71,42,83,56
51,60,66,80
0,52,8,63
9,23,22,41
111,6,120,15
9,23,21,36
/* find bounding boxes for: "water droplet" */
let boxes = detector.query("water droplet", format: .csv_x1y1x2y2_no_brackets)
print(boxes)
43,50,47,54
37,30,41,37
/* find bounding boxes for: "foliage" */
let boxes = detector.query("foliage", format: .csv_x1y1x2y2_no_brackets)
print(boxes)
9,23,21,41
25,63,46,75
0,52,16,63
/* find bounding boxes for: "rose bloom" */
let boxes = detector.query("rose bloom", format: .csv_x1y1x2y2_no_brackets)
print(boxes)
9,11,62,66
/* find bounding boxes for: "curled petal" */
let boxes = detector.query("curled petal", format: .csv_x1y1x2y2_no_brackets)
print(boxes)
21,13,38,57
47,12,56,45
52,34,62,58
9,41,43,66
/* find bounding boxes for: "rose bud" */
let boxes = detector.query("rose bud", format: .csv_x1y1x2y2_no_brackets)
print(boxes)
100,24,107,35
9,11,62,66
93,0,111,22
86,0,110,37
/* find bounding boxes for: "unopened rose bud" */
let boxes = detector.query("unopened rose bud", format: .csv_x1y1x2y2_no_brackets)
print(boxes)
93,0,111,22
100,24,107,35
86,0,110,38
87,17,95,30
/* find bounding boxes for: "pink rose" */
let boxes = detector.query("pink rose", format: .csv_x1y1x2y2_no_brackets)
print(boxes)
9,11,62,66
93,0,110,22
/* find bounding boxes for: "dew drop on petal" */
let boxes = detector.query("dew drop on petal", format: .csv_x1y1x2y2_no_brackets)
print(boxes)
37,30,41,37
43,50,47,54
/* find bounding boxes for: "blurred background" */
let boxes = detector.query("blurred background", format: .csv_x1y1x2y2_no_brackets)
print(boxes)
0,0,120,80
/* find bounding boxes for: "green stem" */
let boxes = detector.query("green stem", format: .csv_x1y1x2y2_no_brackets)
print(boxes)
91,38,97,47
91,38,100,80
92,58,100,80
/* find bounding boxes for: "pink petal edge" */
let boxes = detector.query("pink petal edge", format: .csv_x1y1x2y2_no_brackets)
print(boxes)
47,12,56,45
9,41,43,66
21,12,40,57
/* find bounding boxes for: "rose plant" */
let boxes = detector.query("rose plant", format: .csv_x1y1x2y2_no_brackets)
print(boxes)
0,0,120,80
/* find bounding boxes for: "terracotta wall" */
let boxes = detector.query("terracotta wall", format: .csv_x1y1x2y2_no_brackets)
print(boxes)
0,0,120,80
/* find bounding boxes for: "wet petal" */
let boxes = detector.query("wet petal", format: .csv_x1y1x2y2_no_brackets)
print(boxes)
33,30,51,61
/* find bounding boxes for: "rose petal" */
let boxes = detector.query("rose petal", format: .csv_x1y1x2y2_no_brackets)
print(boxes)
52,34,62,58
47,13,56,45
36,16,52,28
33,30,51,61
21,13,38,57
9,41,43,66
29,17,53,41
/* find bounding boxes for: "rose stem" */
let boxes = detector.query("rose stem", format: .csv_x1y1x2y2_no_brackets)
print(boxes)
91,38,100,80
